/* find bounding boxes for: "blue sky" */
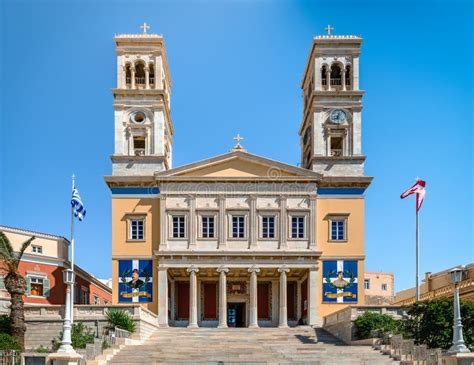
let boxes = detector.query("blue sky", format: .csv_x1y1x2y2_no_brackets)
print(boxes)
1,0,472,292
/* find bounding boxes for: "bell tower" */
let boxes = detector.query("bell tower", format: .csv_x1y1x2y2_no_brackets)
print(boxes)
299,27,365,177
111,24,173,176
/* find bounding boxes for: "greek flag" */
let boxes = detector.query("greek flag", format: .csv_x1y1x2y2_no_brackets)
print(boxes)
71,186,86,221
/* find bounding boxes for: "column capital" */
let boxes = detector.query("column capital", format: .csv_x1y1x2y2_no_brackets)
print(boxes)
217,266,229,274
278,266,290,274
187,266,199,274
248,266,260,274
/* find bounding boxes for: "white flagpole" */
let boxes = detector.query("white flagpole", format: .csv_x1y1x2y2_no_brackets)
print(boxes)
70,174,75,323
415,208,419,302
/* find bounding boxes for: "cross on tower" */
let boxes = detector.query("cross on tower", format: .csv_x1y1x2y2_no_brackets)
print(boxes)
324,24,334,35
233,134,244,149
140,22,150,34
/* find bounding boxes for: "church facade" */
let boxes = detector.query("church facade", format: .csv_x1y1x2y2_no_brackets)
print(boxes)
105,28,372,328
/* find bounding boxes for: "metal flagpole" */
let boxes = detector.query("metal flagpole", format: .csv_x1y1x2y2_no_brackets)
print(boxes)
415,208,419,302
70,174,75,323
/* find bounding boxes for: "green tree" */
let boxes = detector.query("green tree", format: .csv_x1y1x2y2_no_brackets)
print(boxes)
0,232,35,351
401,298,474,350
354,311,398,339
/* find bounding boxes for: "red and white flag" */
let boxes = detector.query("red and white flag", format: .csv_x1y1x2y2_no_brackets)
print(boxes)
400,178,426,213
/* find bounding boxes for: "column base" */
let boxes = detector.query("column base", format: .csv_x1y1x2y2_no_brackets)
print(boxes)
159,323,169,328
248,323,259,329
278,324,289,328
47,352,82,365
187,323,199,328
217,324,228,329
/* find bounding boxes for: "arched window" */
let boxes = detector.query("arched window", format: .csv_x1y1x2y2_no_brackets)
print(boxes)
149,64,155,88
125,64,131,87
345,65,351,89
330,64,342,88
135,62,146,87
321,66,328,88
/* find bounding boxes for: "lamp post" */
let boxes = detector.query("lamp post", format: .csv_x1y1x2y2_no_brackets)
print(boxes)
57,269,77,354
447,265,470,354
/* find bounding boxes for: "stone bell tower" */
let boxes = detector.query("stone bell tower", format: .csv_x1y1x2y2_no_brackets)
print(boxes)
299,26,365,177
111,23,173,176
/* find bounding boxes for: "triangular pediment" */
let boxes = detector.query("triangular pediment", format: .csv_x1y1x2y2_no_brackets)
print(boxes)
155,150,321,179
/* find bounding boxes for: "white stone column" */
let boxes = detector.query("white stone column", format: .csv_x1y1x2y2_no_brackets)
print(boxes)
145,67,150,89
158,267,169,327
187,266,199,328
341,68,346,91
249,195,257,249
326,69,331,91
131,65,136,89
353,56,360,90
188,195,196,248
160,195,167,249
308,267,318,326
217,266,229,328
248,266,260,328
279,196,287,249
278,266,290,328
218,195,227,249
309,196,317,249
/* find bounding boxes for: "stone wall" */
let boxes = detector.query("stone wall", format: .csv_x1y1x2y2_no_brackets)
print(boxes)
322,305,404,344
24,304,158,351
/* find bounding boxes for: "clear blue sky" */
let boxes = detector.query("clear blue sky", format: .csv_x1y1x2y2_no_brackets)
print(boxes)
1,0,472,292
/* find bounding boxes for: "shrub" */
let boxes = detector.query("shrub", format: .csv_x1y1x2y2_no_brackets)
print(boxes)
34,345,51,353
0,333,21,351
400,298,474,350
105,309,136,333
0,315,11,334
52,322,95,351
354,311,398,339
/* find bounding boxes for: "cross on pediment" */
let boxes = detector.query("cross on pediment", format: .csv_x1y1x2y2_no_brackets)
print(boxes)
324,25,334,35
233,134,244,148
140,22,150,34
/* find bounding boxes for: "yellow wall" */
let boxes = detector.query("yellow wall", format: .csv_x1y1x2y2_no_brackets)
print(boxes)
316,197,366,318
111,198,159,313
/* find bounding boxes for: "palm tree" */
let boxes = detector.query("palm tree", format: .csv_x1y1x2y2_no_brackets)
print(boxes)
0,231,35,351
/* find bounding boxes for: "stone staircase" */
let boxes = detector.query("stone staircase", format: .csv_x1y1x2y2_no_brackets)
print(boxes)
106,326,398,364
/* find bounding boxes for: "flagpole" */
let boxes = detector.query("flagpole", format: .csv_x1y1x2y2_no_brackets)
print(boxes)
70,174,75,323
415,207,419,302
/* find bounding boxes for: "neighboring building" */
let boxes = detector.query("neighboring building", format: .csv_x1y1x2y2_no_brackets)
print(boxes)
106,28,372,327
394,264,474,305
364,272,394,305
0,226,112,307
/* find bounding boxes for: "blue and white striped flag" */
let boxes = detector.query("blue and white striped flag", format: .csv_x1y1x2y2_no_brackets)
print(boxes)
71,186,86,221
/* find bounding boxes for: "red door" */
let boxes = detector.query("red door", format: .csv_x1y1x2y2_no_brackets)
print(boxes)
287,282,296,320
203,282,217,320
176,282,189,319
257,283,270,319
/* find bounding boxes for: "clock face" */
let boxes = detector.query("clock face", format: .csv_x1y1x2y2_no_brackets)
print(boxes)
329,110,347,124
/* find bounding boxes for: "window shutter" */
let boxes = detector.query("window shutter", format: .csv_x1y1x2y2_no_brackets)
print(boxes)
43,278,50,297
0,276,4,290
25,277,31,296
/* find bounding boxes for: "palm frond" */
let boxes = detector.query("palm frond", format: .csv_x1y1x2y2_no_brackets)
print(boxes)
17,236,35,263
0,232,14,260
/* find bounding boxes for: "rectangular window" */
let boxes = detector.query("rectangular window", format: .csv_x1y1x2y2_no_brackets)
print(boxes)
232,216,245,238
31,245,43,254
130,219,145,240
330,136,343,157
93,294,100,305
202,216,215,238
172,216,186,238
291,216,305,239
331,219,346,241
80,288,89,304
262,216,275,238
381,283,387,291
364,279,370,290
30,277,44,296
133,136,145,156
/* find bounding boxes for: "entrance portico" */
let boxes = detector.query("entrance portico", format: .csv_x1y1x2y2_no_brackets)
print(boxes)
157,253,320,328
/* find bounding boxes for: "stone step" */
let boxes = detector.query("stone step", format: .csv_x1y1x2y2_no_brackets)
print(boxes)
107,327,397,365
